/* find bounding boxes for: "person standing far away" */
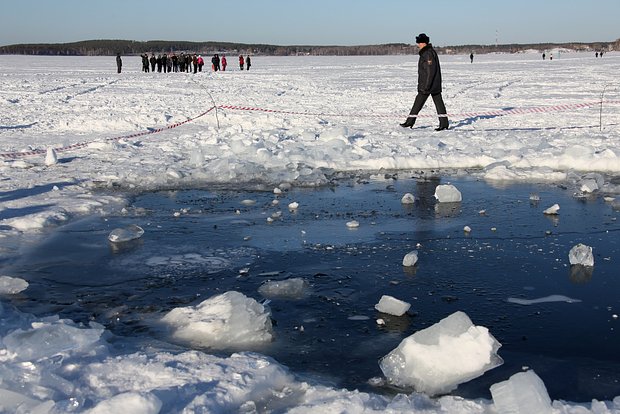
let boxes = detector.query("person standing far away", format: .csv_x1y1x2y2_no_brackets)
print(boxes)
542,52,546,60
116,53,122,73
221,54,227,71
239,54,244,70
470,52,474,63
400,33,449,131
246,55,251,70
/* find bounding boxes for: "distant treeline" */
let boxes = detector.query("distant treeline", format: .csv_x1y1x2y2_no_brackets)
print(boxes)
0,39,619,56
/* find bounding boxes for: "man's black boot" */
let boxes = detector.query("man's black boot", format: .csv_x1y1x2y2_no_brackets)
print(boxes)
400,118,415,128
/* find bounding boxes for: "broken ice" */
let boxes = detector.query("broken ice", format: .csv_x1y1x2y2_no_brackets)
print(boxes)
258,278,308,299
490,370,552,414
434,184,462,203
568,243,594,267
160,291,273,350
0,276,29,295
375,295,411,316
108,224,144,243
401,193,415,204
379,311,503,396
543,204,560,215
402,251,419,267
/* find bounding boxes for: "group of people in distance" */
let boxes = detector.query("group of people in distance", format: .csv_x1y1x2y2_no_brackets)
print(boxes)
139,53,251,74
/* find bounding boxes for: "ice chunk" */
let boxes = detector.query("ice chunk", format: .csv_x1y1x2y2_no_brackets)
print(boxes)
401,193,415,204
0,276,29,294
434,184,462,203
3,319,104,361
579,179,598,193
258,278,308,299
463,226,472,233
568,243,594,267
379,311,503,396
288,201,299,210
45,147,58,166
402,251,419,267
108,224,144,243
346,220,360,228
543,204,559,215
0,388,47,414
375,295,411,316
490,370,552,414
161,291,273,349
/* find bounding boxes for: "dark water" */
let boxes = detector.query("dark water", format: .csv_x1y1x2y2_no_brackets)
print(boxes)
6,175,620,401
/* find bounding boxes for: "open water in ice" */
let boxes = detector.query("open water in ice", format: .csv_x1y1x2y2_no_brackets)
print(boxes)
4,174,620,401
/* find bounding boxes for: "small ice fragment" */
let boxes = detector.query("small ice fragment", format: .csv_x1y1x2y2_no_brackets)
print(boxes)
568,243,594,267
108,224,144,243
346,220,359,228
463,226,472,233
402,250,419,267
273,187,282,195
529,193,540,201
490,370,552,414
376,318,386,326
434,184,462,203
0,276,29,294
401,193,415,204
240,199,256,206
272,199,279,205
288,201,299,210
375,295,411,316
258,278,308,299
478,209,486,215
543,204,559,215
579,179,598,193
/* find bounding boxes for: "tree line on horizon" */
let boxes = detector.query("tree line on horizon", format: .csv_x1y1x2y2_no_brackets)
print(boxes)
0,39,618,56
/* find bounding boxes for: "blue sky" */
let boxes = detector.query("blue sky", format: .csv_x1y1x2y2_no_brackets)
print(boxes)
1,0,619,46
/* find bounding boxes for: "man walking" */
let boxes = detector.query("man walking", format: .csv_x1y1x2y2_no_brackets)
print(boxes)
400,33,449,131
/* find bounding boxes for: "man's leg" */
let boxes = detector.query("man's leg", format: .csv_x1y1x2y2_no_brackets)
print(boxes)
401,93,430,128
432,94,449,130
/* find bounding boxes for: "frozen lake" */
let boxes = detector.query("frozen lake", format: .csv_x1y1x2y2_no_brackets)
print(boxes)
5,174,619,401
2,52,620,412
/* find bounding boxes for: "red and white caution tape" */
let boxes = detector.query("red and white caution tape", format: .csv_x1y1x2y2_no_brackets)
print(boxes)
2,100,619,160
220,100,620,119
0,107,215,160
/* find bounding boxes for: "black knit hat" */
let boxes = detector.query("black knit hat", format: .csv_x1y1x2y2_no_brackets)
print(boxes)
415,33,430,44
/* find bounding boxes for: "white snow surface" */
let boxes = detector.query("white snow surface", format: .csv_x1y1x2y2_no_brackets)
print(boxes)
1,53,620,412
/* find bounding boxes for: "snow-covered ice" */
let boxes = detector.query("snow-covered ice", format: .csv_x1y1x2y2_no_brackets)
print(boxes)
1,53,620,413
379,311,503,396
